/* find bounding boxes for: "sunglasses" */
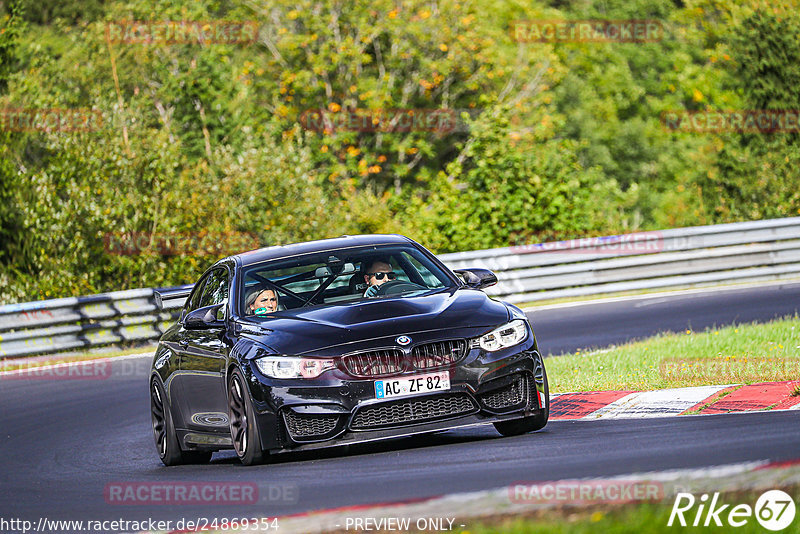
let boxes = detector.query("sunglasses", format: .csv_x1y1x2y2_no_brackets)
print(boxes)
367,271,397,281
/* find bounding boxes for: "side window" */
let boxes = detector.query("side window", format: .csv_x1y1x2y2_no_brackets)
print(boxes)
184,276,209,314
198,268,229,319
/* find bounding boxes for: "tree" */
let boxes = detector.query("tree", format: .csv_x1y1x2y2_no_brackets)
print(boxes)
700,8,800,220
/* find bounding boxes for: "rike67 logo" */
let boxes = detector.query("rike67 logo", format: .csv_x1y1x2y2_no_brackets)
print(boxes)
668,490,796,531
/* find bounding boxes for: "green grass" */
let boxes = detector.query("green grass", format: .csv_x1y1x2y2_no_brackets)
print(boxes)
547,315,800,392
454,486,800,534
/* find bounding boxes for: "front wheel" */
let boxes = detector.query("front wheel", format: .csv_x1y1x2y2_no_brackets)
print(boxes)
150,378,212,466
228,368,267,465
494,366,550,437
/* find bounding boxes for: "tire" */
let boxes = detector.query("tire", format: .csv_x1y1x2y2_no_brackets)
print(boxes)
493,365,550,437
150,377,212,466
228,368,267,465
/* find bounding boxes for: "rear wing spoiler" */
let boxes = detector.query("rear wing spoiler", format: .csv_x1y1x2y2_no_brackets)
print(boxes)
154,284,194,310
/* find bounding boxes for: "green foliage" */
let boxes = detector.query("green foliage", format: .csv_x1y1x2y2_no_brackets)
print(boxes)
697,7,800,220
730,9,800,110
404,107,624,252
243,0,558,195
17,0,106,24
0,133,27,270
0,0,25,92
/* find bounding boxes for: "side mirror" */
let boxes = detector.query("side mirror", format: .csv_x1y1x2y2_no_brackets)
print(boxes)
454,268,498,290
184,303,226,330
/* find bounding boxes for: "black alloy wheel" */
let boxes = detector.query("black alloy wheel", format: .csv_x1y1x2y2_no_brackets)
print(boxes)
150,377,212,465
227,368,266,465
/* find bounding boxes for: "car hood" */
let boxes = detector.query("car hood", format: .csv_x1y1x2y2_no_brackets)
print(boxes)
236,288,510,356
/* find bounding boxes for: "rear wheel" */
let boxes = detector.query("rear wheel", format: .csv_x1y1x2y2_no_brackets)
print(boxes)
494,366,550,437
150,378,212,465
228,368,267,465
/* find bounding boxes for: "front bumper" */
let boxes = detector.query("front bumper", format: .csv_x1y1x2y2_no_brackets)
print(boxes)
242,338,547,453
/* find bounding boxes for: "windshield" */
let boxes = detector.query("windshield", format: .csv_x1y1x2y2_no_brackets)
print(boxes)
238,244,455,316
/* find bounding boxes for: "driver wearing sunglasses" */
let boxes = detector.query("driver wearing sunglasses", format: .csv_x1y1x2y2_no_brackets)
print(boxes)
363,259,396,297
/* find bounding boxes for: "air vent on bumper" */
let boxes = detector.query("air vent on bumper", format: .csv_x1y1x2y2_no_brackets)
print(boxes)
351,393,478,430
478,373,539,413
282,410,344,442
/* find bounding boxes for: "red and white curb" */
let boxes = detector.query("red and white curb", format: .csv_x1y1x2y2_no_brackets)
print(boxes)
550,380,800,420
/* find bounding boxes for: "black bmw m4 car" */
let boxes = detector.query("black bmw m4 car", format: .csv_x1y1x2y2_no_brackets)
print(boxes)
150,234,549,465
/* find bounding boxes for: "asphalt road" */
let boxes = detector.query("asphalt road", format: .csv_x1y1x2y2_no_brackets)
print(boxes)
2,283,799,531
528,282,800,355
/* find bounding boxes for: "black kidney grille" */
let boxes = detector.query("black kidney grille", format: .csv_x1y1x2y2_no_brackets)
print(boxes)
351,393,477,430
283,411,341,440
411,339,467,370
342,349,404,377
480,374,529,410
341,339,467,378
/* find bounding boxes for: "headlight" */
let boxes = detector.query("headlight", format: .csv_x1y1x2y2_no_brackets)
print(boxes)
254,356,336,379
478,319,528,351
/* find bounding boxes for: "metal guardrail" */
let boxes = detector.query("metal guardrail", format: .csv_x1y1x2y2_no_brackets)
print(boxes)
0,286,192,359
444,217,800,303
1,218,799,359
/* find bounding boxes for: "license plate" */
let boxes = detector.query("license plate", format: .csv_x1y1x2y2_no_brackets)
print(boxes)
374,371,450,400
